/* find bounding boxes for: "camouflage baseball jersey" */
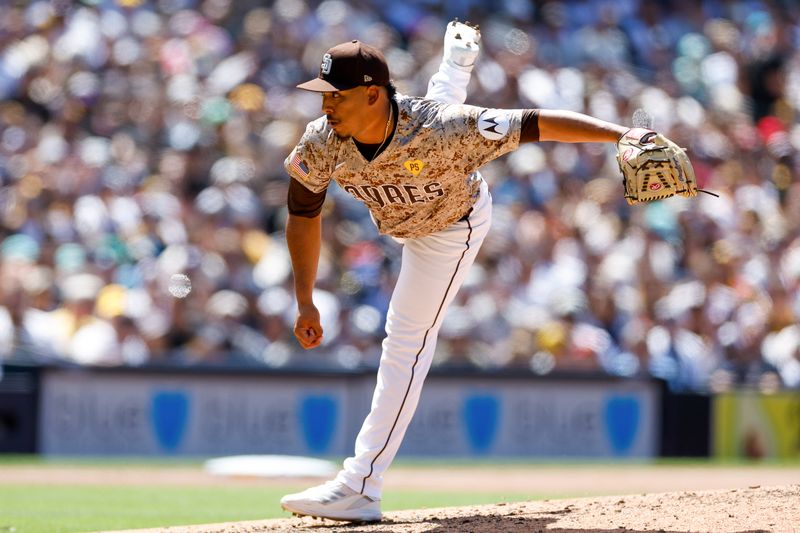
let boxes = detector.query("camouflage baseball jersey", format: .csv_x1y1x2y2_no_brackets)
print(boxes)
285,94,523,239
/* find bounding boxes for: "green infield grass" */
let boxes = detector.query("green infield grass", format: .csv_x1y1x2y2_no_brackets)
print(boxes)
0,483,534,533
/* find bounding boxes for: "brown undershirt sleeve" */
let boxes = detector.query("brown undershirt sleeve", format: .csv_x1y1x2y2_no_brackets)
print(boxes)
520,109,540,143
287,178,327,218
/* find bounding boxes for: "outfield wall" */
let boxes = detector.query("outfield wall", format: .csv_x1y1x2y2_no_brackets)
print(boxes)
4,364,798,459
0,365,38,453
33,366,660,458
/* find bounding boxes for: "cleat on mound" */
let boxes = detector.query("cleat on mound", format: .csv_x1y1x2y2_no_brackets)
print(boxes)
280,480,382,522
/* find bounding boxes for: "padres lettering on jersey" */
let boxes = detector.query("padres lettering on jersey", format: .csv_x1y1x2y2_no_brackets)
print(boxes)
285,95,523,239
342,182,444,208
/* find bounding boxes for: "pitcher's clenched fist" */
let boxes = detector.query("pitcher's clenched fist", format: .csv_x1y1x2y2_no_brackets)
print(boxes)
293,304,323,349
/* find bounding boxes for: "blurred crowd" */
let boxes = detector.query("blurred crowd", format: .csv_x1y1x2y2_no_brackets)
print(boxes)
0,0,798,392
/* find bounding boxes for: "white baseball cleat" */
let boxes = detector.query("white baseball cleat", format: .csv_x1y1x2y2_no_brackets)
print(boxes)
444,19,481,69
280,480,382,522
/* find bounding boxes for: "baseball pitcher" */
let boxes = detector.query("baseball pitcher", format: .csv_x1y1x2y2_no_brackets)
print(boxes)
281,20,694,523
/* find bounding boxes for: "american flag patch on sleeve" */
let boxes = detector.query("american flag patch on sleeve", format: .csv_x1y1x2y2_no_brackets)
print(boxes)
289,153,310,179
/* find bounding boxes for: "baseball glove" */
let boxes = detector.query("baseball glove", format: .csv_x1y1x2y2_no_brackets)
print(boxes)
617,128,702,205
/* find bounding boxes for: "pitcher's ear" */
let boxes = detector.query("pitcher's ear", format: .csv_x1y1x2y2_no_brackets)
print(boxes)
366,85,381,105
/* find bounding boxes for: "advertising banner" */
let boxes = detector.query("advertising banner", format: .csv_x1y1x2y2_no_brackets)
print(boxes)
39,370,355,456
713,392,800,459
40,369,659,458
403,379,658,457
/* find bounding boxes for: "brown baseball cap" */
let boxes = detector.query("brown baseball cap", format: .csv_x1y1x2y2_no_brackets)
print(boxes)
297,40,390,92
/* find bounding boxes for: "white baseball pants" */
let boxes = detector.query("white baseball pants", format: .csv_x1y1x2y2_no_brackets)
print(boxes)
336,179,492,499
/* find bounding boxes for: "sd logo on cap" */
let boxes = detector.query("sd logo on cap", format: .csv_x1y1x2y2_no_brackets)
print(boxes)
297,40,391,92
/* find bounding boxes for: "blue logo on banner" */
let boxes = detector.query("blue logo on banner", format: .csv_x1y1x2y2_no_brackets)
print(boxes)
463,394,500,453
603,395,640,455
300,395,337,453
151,391,189,452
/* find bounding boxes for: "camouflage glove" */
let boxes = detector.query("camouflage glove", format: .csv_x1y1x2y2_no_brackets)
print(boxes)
617,128,698,205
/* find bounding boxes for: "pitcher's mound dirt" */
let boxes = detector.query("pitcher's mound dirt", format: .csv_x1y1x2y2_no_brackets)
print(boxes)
117,484,799,533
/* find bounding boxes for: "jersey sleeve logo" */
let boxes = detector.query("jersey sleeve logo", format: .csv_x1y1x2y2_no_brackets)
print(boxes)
290,152,310,179
477,109,511,140
403,159,425,176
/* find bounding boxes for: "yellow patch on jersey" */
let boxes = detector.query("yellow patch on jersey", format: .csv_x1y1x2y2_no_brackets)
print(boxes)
403,159,425,176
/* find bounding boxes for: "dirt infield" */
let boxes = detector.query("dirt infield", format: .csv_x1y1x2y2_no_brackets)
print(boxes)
114,484,799,533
